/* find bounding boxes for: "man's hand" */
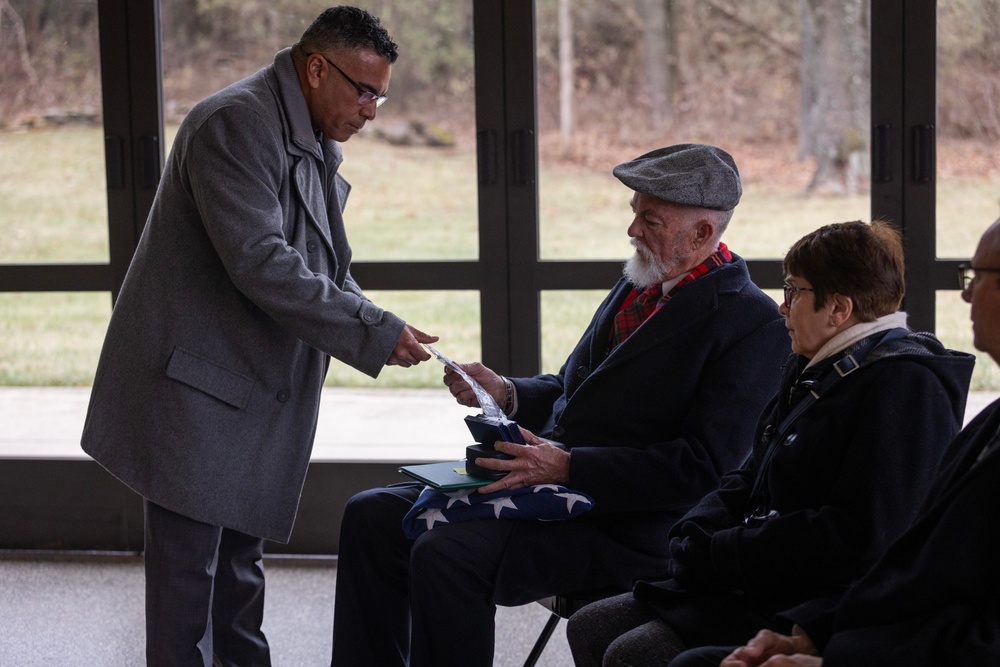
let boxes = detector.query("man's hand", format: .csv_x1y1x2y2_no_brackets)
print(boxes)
721,626,820,667
386,325,437,367
476,428,571,493
442,361,506,409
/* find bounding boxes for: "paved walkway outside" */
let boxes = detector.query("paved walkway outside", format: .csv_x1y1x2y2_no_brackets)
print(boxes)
2,386,997,461
0,386,477,461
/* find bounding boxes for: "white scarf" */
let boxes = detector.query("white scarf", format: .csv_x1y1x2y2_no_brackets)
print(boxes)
804,311,910,370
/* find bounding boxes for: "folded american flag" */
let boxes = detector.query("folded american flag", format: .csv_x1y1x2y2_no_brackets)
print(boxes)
402,483,595,539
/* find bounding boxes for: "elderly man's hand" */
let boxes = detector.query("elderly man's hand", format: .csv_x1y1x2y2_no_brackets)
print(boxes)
476,427,570,493
442,361,506,409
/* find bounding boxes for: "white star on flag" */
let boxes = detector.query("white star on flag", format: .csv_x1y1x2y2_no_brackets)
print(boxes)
400,483,595,538
418,508,449,530
444,489,476,508
485,495,519,518
555,492,591,513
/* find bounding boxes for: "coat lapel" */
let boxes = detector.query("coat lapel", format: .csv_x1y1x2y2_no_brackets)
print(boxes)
909,403,1000,529
938,412,1000,502
271,47,338,259
588,280,632,363
603,282,720,368
321,138,352,284
291,156,335,254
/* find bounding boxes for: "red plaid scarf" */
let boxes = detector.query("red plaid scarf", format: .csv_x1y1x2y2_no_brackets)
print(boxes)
609,242,733,349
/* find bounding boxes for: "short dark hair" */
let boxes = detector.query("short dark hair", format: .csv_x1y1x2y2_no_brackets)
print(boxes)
295,6,398,64
783,219,905,322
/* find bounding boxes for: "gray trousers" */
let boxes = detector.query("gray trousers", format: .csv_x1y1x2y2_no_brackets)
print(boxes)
144,500,271,667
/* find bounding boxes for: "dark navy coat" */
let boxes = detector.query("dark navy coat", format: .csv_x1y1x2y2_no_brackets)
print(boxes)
512,255,790,558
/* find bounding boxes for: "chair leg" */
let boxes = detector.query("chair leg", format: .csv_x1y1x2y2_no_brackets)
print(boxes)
522,611,561,667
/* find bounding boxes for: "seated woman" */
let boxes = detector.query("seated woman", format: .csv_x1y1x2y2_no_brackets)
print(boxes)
566,219,975,667
667,217,1000,667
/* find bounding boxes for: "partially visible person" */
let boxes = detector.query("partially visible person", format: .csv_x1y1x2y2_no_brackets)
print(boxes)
330,143,791,667
81,7,435,666
567,220,975,667
677,217,1000,667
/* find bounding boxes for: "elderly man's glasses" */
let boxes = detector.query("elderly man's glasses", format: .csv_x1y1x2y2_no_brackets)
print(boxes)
958,263,1000,291
312,53,387,108
782,284,815,308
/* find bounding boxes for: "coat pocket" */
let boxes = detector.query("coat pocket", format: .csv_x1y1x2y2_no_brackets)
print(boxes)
165,346,255,410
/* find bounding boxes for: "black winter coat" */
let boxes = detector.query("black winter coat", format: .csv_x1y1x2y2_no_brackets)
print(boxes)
634,330,975,647
793,399,1000,666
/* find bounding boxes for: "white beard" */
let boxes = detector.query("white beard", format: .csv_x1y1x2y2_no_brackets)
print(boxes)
623,240,669,291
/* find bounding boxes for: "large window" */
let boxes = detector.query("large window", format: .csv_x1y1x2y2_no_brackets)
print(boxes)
536,1,871,261
0,0,110,389
934,0,1000,389
2,0,993,552
535,0,874,370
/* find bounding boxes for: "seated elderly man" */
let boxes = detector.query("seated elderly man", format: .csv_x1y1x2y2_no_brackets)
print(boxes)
330,143,790,667
669,217,1000,667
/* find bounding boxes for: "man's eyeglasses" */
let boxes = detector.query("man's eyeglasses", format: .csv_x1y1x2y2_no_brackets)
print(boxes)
311,53,387,108
782,284,815,308
958,263,1000,291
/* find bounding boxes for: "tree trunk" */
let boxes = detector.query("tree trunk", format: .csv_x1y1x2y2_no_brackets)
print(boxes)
0,0,39,86
800,0,870,195
643,0,672,129
558,0,574,138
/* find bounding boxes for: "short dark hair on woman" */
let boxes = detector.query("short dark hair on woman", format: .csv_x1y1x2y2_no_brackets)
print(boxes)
296,6,398,64
783,219,905,322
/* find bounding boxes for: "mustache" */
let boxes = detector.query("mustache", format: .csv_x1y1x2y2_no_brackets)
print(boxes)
624,239,668,291
631,238,655,259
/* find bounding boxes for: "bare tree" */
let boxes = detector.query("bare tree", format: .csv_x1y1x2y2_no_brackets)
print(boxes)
799,0,870,194
0,0,39,124
643,0,672,129
559,0,574,138
0,0,39,86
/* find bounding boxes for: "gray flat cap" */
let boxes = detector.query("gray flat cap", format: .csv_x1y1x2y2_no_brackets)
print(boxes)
612,143,742,210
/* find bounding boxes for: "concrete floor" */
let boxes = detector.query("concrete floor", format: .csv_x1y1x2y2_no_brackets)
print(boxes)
0,551,573,667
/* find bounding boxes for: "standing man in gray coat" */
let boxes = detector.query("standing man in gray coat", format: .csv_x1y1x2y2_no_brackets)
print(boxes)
81,7,433,666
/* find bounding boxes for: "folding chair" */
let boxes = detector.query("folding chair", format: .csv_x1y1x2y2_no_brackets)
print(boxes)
521,588,620,667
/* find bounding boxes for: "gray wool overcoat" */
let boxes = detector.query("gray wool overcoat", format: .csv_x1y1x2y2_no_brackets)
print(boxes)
81,48,405,542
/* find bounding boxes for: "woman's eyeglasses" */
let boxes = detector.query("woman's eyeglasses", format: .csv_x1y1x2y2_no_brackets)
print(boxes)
782,284,815,308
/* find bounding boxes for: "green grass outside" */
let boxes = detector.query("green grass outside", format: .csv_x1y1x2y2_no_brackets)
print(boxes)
0,128,110,263
0,127,996,388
